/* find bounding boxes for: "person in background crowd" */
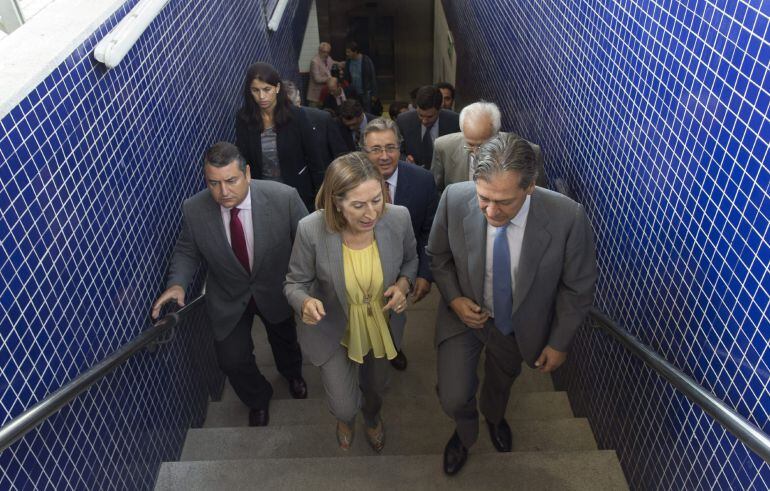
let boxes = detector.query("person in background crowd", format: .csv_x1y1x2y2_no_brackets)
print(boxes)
344,41,377,113
436,82,456,110
361,118,437,372
431,101,547,193
235,62,324,211
152,142,309,428
307,42,339,107
284,153,418,452
396,85,460,168
337,99,377,152
323,76,358,115
408,87,420,111
388,101,410,122
283,80,347,169
427,134,597,475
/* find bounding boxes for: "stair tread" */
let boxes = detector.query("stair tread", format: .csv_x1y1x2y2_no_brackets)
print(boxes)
180,418,597,460
156,451,628,490
204,391,574,428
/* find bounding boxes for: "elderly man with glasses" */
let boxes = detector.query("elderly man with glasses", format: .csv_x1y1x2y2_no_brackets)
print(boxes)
431,101,547,193
361,118,438,371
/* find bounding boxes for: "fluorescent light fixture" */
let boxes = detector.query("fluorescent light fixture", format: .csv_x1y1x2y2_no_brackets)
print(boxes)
267,0,289,32
93,0,170,68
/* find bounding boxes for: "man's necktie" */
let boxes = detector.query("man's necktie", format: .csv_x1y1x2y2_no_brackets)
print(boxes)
493,224,514,335
385,181,392,204
418,126,433,168
230,207,250,273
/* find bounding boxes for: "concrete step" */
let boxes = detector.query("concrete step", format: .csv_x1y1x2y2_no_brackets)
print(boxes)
180,418,596,461
203,391,574,428
219,363,554,401
156,451,628,490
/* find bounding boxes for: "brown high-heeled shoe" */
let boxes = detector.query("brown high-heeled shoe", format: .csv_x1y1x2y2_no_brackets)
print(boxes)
336,421,354,450
365,418,385,453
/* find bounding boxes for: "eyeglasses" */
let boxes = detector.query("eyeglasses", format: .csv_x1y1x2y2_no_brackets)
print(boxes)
463,143,483,155
362,145,400,155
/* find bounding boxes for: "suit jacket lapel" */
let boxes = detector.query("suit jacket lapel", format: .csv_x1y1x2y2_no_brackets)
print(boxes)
249,183,270,278
512,192,551,314
463,196,486,304
203,196,247,276
375,211,398,287
325,230,349,319
453,140,470,182
393,164,412,208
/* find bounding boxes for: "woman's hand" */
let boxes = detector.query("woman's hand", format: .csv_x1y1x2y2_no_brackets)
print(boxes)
382,280,409,314
301,297,326,325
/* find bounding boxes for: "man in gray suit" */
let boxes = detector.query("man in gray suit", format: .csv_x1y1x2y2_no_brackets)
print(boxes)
151,142,309,427
427,134,597,475
432,101,547,193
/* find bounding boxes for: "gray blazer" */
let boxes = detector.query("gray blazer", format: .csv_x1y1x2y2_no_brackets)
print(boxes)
166,180,308,341
427,182,597,365
431,132,548,192
284,205,419,366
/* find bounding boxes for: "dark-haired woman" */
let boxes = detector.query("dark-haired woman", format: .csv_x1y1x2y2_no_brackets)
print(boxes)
235,62,324,210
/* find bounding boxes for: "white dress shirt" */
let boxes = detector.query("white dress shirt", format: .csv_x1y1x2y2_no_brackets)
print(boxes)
385,168,399,203
220,188,254,269
483,195,531,316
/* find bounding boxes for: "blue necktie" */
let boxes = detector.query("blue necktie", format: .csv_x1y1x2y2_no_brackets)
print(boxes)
493,224,514,335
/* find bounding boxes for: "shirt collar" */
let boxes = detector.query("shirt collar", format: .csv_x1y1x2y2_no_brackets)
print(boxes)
510,194,530,228
385,167,399,187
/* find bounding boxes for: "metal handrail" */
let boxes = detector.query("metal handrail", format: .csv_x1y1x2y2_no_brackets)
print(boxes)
589,307,770,463
0,295,206,452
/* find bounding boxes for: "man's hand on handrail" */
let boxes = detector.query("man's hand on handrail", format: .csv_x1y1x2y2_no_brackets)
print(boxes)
151,285,186,320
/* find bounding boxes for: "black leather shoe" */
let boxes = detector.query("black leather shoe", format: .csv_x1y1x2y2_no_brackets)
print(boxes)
486,418,512,452
390,350,408,371
443,431,468,476
288,377,308,399
249,408,269,427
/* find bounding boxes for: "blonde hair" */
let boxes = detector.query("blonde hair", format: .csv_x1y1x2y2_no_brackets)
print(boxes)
315,152,387,233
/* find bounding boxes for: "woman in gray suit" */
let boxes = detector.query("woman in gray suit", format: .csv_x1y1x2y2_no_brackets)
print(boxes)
284,152,418,451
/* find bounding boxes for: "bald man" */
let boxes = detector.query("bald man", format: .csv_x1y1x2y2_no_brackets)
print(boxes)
308,42,338,106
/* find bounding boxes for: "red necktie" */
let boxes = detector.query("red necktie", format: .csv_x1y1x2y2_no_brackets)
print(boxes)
385,181,392,204
230,207,250,273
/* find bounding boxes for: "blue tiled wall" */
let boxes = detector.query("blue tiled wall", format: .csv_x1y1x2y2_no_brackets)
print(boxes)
443,0,769,488
0,0,310,488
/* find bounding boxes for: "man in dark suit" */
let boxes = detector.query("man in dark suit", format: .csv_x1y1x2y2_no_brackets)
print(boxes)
337,99,377,152
427,134,597,475
151,142,309,427
362,118,437,371
396,85,460,168
284,80,347,168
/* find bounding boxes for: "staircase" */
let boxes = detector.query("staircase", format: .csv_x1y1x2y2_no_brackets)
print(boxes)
155,291,628,490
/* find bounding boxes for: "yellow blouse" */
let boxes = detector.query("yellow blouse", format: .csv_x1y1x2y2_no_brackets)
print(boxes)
340,241,397,363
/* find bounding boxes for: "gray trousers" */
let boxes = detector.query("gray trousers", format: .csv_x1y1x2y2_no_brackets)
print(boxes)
437,320,524,447
318,345,391,427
